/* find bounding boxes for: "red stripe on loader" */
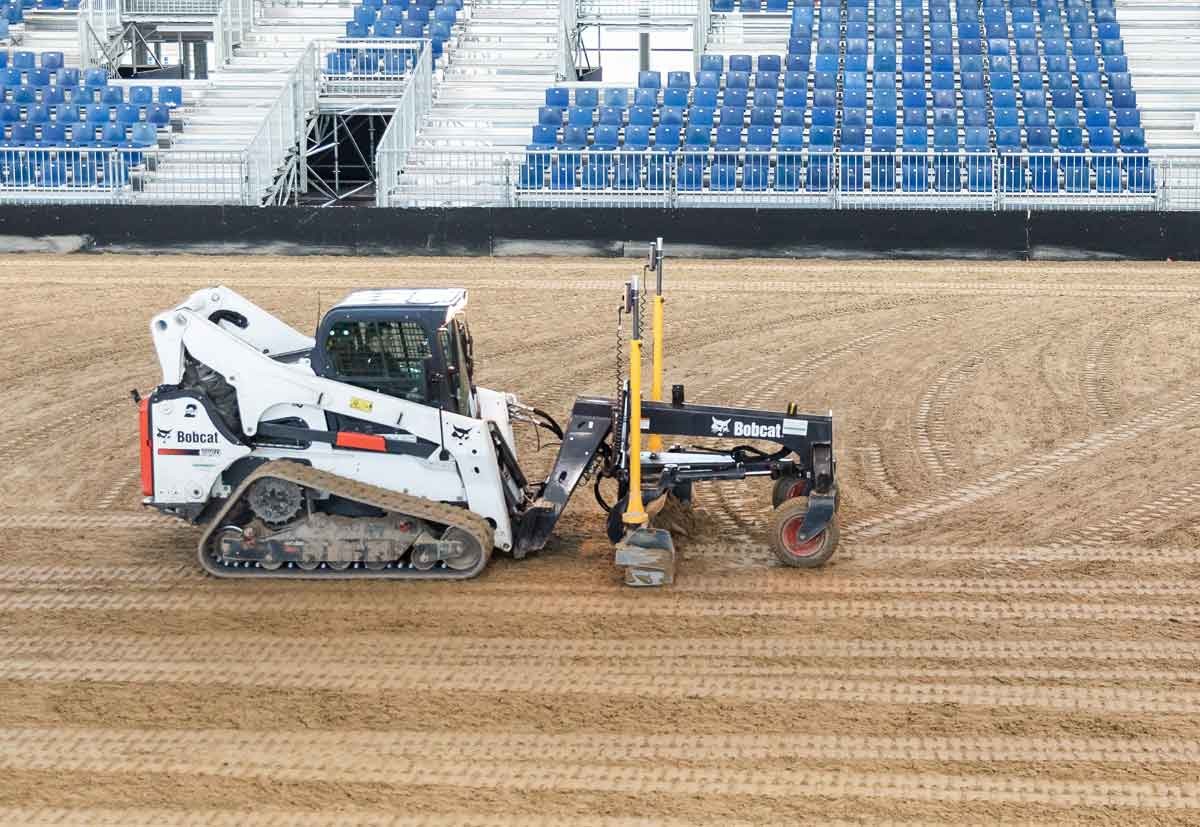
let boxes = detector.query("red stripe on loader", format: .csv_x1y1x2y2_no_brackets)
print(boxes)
335,432,387,452
139,398,154,496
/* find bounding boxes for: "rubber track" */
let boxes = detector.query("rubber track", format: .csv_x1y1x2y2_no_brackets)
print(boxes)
196,461,494,580
5,634,1198,664
4,591,1198,623
0,730,1197,809
4,661,1200,713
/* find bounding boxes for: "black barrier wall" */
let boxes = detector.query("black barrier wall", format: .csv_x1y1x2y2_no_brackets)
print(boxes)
0,206,1197,259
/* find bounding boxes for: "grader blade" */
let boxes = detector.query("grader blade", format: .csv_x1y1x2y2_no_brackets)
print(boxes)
614,527,676,587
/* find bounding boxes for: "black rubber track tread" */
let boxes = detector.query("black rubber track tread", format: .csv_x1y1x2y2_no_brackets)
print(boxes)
196,460,494,580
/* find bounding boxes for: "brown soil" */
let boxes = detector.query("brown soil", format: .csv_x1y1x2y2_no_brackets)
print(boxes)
1,255,1199,824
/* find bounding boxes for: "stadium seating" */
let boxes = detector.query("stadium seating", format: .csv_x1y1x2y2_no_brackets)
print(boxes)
0,51,183,190
521,0,1152,196
343,0,463,59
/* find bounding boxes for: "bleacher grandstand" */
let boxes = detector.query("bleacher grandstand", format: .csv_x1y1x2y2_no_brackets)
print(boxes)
0,0,1194,209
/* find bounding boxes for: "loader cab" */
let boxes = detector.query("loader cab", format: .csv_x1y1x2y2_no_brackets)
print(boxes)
311,288,476,416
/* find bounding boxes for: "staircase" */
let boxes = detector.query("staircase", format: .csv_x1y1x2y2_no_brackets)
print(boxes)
11,7,82,65
1116,0,1200,208
139,0,347,203
385,0,560,206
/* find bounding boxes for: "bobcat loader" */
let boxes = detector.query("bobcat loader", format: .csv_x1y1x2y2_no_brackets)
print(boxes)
138,241,840,586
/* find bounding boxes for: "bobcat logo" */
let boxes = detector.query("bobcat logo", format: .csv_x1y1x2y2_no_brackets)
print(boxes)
710,417,731,436
155,427,172,440
451,426,473,440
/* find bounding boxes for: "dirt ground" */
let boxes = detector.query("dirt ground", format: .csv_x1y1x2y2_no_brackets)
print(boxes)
0,254,1199,825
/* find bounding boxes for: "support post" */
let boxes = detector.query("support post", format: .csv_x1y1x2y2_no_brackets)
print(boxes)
647,238,665,453
193,40,208,79
623,274,648,527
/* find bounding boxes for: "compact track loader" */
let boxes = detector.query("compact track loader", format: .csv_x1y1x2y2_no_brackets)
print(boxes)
138,241,840,586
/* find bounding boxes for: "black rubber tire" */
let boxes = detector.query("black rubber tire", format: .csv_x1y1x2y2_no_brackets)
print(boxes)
767,498,839,569
770,475,809,508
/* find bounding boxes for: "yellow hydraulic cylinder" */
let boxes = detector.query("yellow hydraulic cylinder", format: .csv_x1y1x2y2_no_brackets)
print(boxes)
647,295,665,453
623,335,649,526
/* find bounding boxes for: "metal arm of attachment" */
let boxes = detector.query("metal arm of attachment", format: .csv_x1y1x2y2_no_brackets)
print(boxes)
623,273,648,527
647,238,665,454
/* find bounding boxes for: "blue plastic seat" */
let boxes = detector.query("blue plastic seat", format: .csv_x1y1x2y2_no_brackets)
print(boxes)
900,125,927,192
1026,126,1056,191
567,106,593,127
807,124,833,191
637,70,660,90
1024,107,1049,128
721,87,747,109
660,88,685,108
699,55,723,74
560,124,588,149
659,106,683,126
1121,127,1153,193
775,106,802,127
545,88,569,109
964,125,992,191
575,87,599,108
782,88,807,109
538,105,562,126
811,106,835,127
603,88,628,109
753,88,777,109
749,106,774,127
995,126,1025,191
1058,125,1087,192
870,125,896,191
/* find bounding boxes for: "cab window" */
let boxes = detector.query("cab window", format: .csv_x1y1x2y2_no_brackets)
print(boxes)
324,320,432,403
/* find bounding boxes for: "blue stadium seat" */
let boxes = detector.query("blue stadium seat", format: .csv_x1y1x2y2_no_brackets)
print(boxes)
634,88,657,107
575,87,599,108
780,106,805,126
604,89,629,109
688,106,715,127
871,125,897,191
1121,127,1153,193
901,125,927,192
638,70,661,89
659,106,683,126
661,88,686,108
546,88,569,108
538,106,562,126
729,54,752,73
808,124,834,191
996,126,1025,191
1058,125,1087,192
743,125,772,191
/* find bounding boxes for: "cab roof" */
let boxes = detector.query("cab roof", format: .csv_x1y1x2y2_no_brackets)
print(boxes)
333,288,467,321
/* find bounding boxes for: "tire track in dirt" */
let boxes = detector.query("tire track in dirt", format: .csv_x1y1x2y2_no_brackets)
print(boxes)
9,572,1200,600
851,446,899,498
1080,299,1197,422
0,730,1197,809
0,814,746,827
4,655,1196,686
0,513,180,529
6,635,1195,665
96,469,141,511
844,389,1200,539
1054,479,1200,547
3,590,1198,623
692,305,968,539
2,727,1198,768
0,398,130,463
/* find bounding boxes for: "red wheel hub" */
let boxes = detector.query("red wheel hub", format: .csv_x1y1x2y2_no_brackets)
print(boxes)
781,515,824,558
785,480,808,499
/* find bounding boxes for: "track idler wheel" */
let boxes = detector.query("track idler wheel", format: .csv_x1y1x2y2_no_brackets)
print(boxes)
767,497,839,569
442,527,485,571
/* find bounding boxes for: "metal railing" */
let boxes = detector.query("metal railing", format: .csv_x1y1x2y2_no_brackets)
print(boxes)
122,0,220,15
0,146,245,204
557,0,577,81
387,148,520,207
77,0,121,70
578,0,702,18
373,38,434,207
243,41,318,205
693,0,711,75
212,0,253,69
315,38,425,102
377,147,1200,210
